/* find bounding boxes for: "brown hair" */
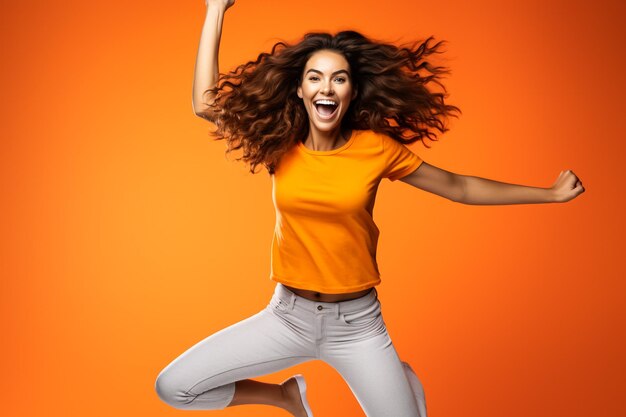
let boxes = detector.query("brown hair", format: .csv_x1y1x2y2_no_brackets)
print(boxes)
202,30,461,175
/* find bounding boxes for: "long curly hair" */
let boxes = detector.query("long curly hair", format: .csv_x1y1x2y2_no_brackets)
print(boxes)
202,30,461,175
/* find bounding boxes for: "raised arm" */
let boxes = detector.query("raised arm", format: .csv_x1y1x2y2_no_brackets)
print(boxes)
192,0,235,121
399,162,585,205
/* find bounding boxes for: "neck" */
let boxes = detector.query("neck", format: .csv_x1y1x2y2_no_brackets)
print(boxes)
304,126,349,151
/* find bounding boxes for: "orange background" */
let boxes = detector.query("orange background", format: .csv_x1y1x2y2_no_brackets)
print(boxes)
2,0,625,416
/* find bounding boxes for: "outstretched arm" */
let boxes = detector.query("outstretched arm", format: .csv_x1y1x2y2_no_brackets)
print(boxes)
399,162,585,205
192,0,235,121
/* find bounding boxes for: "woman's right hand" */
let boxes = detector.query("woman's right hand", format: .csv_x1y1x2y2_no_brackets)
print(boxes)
205,0,235,11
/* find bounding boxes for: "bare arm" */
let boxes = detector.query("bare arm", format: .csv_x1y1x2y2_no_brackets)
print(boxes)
399,162,585,205
192,0,235,121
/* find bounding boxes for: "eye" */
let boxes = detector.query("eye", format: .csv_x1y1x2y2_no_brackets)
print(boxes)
334,77,346,83
308,76,320,81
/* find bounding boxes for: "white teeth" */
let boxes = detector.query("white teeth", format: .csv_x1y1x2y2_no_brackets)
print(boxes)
314,99,337,106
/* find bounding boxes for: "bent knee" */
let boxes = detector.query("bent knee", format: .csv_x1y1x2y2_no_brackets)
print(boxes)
155,369,235,410
155,370,191,409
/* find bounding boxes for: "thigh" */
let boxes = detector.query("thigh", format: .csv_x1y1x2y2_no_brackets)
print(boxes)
325,319,421,417
156,304,315,396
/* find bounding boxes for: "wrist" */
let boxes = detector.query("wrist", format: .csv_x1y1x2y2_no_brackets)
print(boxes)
207,5,226,17
544,187,558,203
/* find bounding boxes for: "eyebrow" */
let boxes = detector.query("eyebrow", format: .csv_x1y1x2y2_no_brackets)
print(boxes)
305,69,351,77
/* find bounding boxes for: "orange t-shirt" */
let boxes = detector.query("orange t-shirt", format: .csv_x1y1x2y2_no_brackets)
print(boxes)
269,129,424,294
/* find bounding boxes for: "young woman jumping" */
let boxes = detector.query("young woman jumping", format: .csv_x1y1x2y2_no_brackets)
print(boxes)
155,1,585,416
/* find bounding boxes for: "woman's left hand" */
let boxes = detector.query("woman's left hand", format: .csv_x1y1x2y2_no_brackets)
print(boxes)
549,170,585,203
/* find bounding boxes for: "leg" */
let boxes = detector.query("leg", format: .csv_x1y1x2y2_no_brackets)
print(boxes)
229,376,312,417
228,379,285,407
155,305,315,411
322,306,423,417
326,334,421,417
401,361,428,417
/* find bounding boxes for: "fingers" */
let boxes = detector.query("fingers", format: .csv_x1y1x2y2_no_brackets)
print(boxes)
555,170,585,201
569,171,583,190
575,179,585,194
562,169,583,187
568,171,585,198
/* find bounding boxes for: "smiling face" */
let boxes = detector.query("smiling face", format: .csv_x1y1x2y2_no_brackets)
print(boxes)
297,49,357,135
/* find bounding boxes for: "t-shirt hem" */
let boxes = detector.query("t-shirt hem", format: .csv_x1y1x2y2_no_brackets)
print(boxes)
270,275,381,294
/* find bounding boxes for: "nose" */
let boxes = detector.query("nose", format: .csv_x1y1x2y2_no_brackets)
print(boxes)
321,81,333,95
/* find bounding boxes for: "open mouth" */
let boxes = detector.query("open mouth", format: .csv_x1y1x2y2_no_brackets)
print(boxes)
314,99,339,119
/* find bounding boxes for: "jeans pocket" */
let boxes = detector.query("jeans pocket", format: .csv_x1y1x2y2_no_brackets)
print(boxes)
341,301,382,325
268,297,289,313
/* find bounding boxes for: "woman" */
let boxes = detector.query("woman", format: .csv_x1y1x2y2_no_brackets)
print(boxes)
154,1,585,416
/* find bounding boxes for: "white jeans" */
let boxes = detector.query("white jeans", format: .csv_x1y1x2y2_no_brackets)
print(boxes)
155,283,427,417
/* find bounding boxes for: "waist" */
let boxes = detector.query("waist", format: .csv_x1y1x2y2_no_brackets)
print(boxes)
281,284,374,302
274,283,378,311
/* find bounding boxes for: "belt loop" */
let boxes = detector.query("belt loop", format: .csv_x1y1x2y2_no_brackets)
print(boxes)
288,292,296,310
334,303,340,319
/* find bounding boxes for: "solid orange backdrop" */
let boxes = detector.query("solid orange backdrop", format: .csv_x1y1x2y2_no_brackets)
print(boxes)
1,0,625,416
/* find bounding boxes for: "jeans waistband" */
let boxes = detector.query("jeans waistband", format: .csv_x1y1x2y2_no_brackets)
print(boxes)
273,283,379,316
